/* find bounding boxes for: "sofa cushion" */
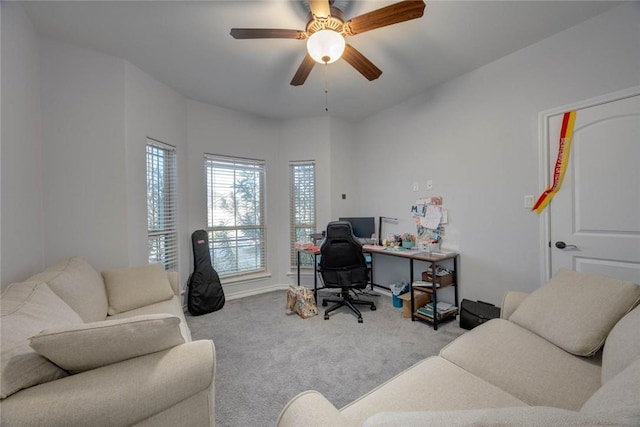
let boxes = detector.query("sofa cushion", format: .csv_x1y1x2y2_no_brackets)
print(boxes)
509,269,640,356
1,282,83,399
581,358,640,426
102,263,174,315
30,314,185,373
601,305,640,384
364,407,616,427
340,356,526,425
440,318,601,410
107,295,192,342
43,256,109,322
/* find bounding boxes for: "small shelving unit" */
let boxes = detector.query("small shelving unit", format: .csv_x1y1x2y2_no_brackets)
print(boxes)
410,253,459,330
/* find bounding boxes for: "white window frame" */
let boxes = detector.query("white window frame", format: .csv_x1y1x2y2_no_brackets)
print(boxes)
146,138,178,271
290,161,316,268
204,154,266,277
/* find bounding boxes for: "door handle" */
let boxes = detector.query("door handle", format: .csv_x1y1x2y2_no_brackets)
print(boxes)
555,241,578,250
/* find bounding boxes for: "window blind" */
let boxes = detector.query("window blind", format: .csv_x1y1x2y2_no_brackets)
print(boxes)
290,161,316,267
146,139,178,271
204,154,266,277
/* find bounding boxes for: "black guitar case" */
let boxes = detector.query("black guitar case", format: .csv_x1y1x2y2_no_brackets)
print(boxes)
187,230,225,316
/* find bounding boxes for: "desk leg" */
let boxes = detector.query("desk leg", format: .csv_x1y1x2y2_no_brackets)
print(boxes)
410,258,415,321
297,251,302,287
369,254,374,291
431,262,438,331
314,253,318,300
453,256,459,309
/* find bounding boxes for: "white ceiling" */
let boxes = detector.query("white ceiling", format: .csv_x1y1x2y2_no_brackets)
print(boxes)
21,1,622,122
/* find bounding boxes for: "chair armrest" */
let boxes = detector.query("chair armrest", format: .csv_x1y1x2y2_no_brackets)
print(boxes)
2,340,216,427
501,291,529,319
277,391,357,427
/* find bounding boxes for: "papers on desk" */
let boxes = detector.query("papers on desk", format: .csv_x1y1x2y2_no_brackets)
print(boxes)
362,244,385,251
423,205,443,230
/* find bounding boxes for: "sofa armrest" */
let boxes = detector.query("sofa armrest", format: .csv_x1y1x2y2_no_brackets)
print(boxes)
363,407,614,427
2,340,216,427
277,391,357,427
167,271,180,296
501,291,529,319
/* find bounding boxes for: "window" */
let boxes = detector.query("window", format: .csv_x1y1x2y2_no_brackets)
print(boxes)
205,154,266,277
290,161,316,267
146,139,178,271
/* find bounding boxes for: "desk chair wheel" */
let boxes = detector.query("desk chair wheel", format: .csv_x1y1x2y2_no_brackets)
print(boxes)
371,305,376,311
322,300,328,307
324,314,330,320
358,317,363,323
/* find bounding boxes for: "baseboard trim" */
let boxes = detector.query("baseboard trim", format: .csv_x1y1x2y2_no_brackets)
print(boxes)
224,284,291,301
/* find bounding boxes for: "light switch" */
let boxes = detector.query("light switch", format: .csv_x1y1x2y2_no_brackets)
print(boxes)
412,182,419,192
426,180,433,190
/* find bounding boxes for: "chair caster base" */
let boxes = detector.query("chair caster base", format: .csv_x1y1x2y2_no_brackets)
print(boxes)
324,314,330,320
358,317,363,323
371,305,376,311
322,301,328,307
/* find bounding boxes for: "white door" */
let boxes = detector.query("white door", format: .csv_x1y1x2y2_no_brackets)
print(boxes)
543,88,640,282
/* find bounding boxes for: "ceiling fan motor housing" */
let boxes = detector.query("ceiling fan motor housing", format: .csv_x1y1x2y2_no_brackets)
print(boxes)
306,7,346,36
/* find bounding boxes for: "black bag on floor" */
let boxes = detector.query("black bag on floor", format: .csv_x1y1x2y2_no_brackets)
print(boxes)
459,299,500,330
187,230,225,316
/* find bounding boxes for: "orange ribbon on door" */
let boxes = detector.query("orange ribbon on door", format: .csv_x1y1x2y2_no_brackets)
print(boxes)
531,110,577,214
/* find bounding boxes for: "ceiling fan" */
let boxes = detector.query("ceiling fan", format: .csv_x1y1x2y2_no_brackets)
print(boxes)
230,0,426,86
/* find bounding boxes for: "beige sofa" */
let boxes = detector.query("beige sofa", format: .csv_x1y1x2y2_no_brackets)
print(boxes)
277,269,640,426
1,257,215,427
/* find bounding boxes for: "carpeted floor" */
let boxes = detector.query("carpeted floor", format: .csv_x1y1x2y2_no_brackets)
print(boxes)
186,289,466,427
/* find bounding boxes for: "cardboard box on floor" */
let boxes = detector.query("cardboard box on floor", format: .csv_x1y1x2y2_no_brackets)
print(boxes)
399,290,431,318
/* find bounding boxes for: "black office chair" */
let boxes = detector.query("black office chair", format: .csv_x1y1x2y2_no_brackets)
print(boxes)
318,221,376,323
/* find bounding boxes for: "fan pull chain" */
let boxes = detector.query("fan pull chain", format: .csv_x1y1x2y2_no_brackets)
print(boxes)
324,62,329,113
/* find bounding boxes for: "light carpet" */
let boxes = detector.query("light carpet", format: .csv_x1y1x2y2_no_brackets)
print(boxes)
186,289,466,427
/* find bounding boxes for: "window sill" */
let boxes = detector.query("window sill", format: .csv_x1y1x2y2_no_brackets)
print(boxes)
286,268,316,278
221,271,272,286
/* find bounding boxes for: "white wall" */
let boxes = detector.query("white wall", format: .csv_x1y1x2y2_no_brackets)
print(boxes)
39,39,129,272
186,100,285,294
124,62,188,283
329,117,360,219
1,3,44,286
354,3,640,304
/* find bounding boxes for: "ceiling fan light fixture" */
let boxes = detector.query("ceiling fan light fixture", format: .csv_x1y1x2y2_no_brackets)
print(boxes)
306,30,345,64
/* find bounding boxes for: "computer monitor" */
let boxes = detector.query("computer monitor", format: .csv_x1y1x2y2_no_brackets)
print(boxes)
338,217,375,239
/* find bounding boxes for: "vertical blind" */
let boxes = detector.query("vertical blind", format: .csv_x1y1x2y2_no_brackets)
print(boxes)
290,161,316,267
146,139,178,271
204,154,266,276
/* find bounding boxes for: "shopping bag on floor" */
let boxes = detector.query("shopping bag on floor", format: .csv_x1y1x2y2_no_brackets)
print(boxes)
286,285,318,319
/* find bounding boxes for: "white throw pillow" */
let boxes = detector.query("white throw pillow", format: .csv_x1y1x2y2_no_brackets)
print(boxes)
29,314,185,373
102,263,174,315
1,281,83,399
509,269,640,356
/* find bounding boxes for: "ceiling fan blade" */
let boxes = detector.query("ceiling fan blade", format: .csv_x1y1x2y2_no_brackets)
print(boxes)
342,44,382,81
308,0,331,19
345,0,426,36
230,28,306,40
290,54,316,86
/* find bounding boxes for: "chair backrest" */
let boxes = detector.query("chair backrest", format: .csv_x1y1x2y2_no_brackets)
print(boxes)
319,221,368,289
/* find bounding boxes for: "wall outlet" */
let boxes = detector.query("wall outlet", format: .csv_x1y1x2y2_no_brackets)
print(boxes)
426,179,433,190
524,195,534,209
412,182,419,192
